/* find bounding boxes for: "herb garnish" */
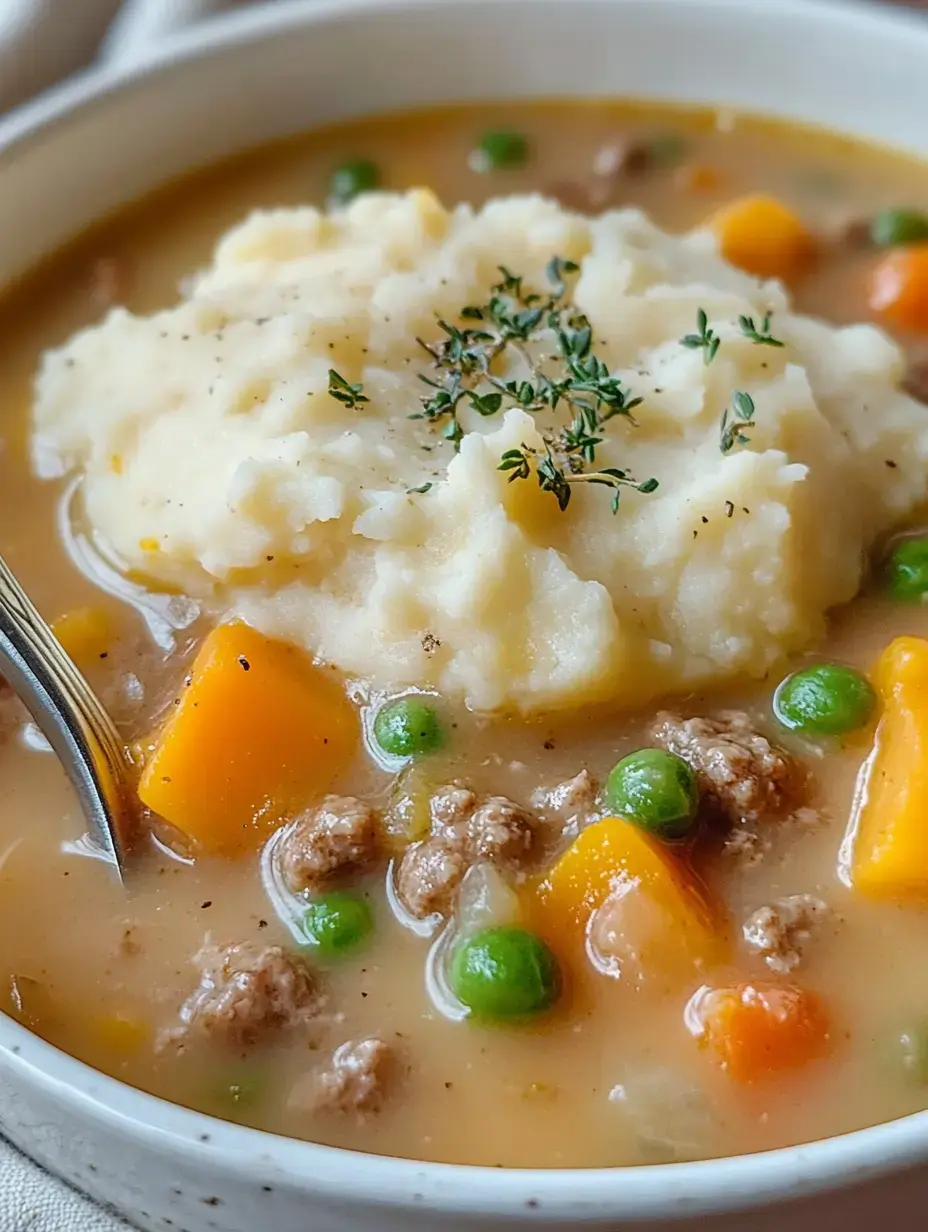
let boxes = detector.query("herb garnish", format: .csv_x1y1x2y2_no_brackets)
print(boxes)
720,390,757,454
407,483,433,495
738,312,784,348
413,257,657,514
499,444,658,515
328,368,369,409
680,308,721,365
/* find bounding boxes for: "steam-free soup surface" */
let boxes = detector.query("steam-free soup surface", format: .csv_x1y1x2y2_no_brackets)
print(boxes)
2,101,928,1168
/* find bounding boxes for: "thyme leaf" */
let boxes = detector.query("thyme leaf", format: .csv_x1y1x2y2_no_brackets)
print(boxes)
738,312,785,348
415,255,658,512
720,389,757,454
680,308,721,365
327,368,369,409
497,443,658,516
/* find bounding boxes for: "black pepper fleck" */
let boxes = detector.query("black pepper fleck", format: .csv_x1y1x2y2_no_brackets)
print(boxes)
238,656,250,672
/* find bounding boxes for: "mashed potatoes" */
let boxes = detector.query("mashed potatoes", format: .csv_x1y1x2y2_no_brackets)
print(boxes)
32,192,928,711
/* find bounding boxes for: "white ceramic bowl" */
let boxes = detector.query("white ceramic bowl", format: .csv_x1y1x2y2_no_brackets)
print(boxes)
3,2,928,1228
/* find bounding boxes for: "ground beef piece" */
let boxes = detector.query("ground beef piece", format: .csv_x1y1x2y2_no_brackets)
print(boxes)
428,783,477,838
743,894,829,974
397,788,540,920
396,837,468,919
820,211,873,248
531,769,598,819
904,346,928,405
546,139,655,213
161,941,320,1049
466,796,536,866
651,711,798,825
292,1037,394,1118
278,795,379,893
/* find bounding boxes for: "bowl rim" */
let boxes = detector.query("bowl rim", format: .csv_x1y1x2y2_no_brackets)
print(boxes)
4,0,928,1219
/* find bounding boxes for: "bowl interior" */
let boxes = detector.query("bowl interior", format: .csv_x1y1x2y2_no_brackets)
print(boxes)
3,0,928,1223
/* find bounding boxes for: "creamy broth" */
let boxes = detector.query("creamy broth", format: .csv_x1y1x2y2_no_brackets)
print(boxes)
2,101,928,1168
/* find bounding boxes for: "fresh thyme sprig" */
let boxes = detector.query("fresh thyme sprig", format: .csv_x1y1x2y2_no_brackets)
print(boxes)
328,368,369,409
499,443,658,515
739,312,784,348
720,390,757,454
680,308,721,365
413,256,657,515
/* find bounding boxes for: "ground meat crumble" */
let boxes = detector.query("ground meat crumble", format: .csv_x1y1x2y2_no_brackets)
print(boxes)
530,769,598,822
277,795,380,894
395,837,469,920
292,1036,395,1118
160,941,321,1050
651,710,800,826
396,785,539,919
742,894,829,974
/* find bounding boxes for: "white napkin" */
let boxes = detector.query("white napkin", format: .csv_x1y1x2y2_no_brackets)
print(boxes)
0,0,123,111
0,1142,134,1232
100,0,237,62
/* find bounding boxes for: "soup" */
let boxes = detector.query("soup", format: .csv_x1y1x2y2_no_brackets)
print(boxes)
2,101,928,1169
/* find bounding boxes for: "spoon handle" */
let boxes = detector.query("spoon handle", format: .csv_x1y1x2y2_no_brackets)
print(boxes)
0,554,130,874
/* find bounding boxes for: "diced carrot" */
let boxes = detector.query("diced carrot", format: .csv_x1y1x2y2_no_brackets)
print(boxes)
710,193,815,281
687,981,831,1083
138,622,358,856
869,244,928,334
51,605,112,665
531,817,726,978
850,636,928,895
676,162,722,194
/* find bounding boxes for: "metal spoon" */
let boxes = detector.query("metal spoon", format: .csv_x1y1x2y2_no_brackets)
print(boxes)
0,553,131,875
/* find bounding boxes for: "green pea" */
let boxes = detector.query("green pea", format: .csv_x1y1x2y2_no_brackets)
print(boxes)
889,1023,928,1084
373,696,444,757
474,130,529,172
300,892,373,958
328,158,380,205
887,537,928,602
647,133,687,168
870,209,928,248
602,748,699,841
450,926,560,1023
774,664,876,737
